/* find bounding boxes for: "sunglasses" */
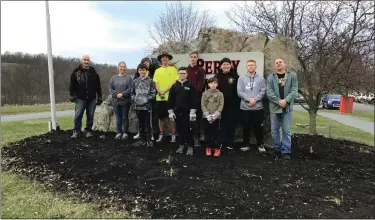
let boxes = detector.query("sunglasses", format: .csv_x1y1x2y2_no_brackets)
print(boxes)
179,72,187,74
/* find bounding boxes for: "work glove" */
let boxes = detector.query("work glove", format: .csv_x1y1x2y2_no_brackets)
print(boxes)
189,109,196,121
203,112,210,118
168,110,176,121
69,96,76,103
207,114,214,124
212,111,221,121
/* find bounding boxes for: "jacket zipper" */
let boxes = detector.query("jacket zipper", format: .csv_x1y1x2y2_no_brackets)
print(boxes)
85,71,88,99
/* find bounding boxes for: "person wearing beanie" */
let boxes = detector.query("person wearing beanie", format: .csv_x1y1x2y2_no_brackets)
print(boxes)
214,57,240,151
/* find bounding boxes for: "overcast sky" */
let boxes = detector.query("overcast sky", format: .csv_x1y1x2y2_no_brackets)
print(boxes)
1,1,240,68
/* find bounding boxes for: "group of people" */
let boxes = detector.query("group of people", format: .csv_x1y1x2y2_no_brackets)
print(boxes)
69,51,298,159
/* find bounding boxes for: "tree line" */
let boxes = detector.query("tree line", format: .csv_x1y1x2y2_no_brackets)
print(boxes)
1,52,136,105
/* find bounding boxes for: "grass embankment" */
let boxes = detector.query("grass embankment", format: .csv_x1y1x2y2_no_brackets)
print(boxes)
1,103,74,115
320,109,374,122
292,111,374,146
1,111,373,218
1,116,130,218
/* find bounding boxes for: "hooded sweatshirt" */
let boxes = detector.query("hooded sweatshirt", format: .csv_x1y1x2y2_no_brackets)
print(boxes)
167,80,196,114
187,64,206,102
69,65,102,100
131,76,156,110
237,72,266,110
215,68,240,107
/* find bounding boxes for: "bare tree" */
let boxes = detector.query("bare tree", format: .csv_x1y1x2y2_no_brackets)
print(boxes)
148,1,216,46
226,0,375,135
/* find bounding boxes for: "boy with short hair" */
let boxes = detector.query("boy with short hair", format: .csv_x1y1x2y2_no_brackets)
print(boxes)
168,67,196,156
131,63,156,147
186,51,206,147
201,77,224,157
237,59,266,153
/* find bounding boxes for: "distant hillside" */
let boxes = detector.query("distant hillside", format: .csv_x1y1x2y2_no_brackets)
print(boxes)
1,52,136,105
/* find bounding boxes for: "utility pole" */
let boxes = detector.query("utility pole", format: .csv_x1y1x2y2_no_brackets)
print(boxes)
45,0,59,131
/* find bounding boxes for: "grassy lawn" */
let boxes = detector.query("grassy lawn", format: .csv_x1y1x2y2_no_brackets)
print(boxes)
1,102,74,115
320,109,374,122
292,111,374,146
1,116,130,218
1,112,373,218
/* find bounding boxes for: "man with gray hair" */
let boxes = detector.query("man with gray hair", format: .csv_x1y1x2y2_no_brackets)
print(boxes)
266,58,298,160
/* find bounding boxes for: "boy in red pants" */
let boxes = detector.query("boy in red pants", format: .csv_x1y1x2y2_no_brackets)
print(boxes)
201,77,224,157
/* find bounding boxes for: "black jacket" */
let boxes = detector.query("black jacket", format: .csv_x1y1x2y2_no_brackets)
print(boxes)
167,80,196,114
69,65,102,100
215,68,240,107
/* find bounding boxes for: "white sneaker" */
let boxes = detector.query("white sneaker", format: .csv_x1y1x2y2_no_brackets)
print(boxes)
258,145,266,153
240,146,250,152
122,133,128,140
115,133,122,140
151,135,155,141
170,134,176,143
156,133,163,142
133,132,141,139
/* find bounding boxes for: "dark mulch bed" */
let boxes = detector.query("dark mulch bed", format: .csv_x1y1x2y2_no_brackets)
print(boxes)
1,130,374,219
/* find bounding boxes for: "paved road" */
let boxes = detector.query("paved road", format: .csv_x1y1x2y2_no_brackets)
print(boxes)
1,103,374,135
294,102,374,112
1,110,75,122
294,103,374,135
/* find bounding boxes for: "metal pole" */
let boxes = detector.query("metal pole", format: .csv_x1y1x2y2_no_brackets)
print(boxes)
45,0,59,131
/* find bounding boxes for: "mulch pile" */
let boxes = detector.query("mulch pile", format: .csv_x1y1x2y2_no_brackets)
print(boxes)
1,130,374,218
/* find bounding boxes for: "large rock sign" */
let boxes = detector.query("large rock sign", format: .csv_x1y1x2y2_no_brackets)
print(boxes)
94,27,299,143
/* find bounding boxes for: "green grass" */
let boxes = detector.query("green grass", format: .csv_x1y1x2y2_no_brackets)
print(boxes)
1,116,130,218
320,109,374,122
292,111,374,146
1,102,74,115
1,112,373,218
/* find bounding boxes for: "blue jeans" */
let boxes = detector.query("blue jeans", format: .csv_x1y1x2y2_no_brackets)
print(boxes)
114,102,131,134
74,98,97,132
270,112,292,154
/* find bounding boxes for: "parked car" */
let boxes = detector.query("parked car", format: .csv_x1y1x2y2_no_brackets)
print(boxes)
322,94,341,109
294,93,306,103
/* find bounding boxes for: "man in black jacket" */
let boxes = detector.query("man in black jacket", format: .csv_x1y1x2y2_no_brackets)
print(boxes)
69,55,103,138
215,57,240,150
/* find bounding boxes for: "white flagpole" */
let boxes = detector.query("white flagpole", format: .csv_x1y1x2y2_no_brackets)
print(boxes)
45,0,59,131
